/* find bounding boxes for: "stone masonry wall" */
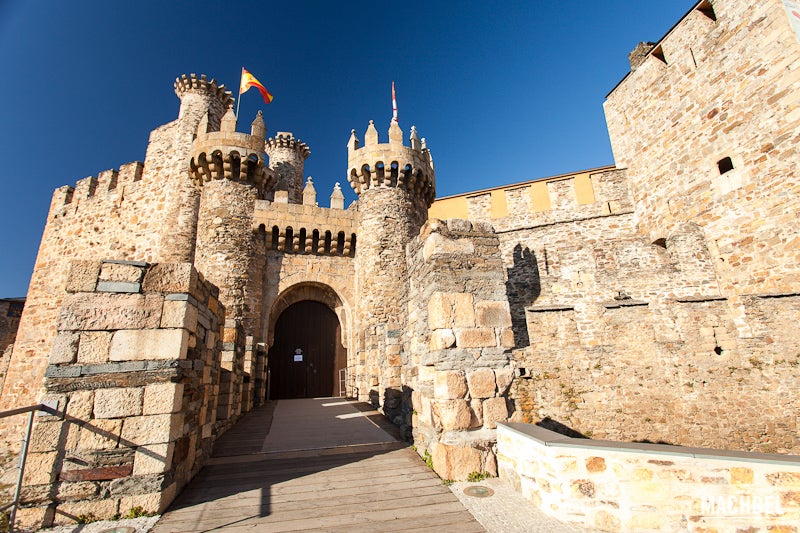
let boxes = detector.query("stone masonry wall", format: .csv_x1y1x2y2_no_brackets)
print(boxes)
0,76,227,443
0,298,23,353
604,0,800,295
498,422,800,532
14,260,225,530
406,219,515,480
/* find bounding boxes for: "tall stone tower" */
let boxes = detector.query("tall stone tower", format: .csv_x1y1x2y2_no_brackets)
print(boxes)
347,119,435,423
158,74,233,263
266,132,310,203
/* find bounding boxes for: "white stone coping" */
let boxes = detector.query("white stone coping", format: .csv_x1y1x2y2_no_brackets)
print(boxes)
498,422,800,466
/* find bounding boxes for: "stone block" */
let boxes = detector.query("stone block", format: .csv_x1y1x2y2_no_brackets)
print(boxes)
142,263,197,294
100,262,145,283
76,331,112,364
161,299,199,330
469,398,483,428
429,292,475,329
499,328,515,348
121,413,183,445
96,281,141,293
13,506,54,532
455,327,495,348
133,442,174,475
29,420,68,453
434,370,467,399
119,484,176,515
66,390,94,420
110,329,189,361
730,466,753,484
57,293,163,331
94,387,144,419
476,301,512,327
143,382,184,415
430,329,456,350
23,452,59,485
49,332,80,364
422,232,476,260
495,368,514,394
54,498,119,525
482,397,508,429
76,419,122,450
586,456,607,473
432,399,471,430
65,260,101,293
467,368,496,398
431,442,483,481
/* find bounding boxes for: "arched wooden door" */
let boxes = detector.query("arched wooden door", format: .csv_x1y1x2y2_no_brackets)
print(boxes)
269,300,346,399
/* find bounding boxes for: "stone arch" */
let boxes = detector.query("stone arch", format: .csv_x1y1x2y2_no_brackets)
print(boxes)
265,275,353,356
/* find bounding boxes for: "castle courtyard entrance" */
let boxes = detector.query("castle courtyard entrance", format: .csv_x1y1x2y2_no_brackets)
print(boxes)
269,300,346,399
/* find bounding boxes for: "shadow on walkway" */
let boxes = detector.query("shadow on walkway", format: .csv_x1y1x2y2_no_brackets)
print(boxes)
152,398,483,533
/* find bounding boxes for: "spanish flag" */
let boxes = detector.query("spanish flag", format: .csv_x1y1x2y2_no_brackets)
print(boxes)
240,68,273,104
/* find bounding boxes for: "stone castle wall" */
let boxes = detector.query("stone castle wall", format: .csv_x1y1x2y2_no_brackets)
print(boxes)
0,298,23,353
16,260,226,529
604,0,800,295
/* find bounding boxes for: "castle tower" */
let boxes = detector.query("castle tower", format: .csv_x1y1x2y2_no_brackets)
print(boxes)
265,132,310,204
347,119,435,421
156,74,234,263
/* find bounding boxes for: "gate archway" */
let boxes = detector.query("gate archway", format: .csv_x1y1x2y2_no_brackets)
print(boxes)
268,300,347,399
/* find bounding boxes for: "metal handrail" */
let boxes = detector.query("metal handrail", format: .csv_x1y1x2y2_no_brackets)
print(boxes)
0,403,60,533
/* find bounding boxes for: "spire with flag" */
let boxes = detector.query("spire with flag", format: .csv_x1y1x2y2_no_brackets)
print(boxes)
392,81,398,123
236,67,273,118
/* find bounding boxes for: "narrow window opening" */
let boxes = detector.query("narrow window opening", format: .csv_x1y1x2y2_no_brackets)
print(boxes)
651,45,667,65
697,0,717,22
717,157,734,175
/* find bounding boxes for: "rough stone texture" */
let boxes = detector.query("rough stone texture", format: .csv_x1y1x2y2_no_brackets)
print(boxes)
93,387,143,419
498,422,800,532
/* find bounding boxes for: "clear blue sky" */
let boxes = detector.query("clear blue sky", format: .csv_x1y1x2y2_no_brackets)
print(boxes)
0,1,694,297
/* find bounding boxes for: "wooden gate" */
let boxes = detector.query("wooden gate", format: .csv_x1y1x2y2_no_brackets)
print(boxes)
269,300,346,399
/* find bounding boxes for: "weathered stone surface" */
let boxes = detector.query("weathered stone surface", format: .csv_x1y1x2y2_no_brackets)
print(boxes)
467,368,496,398
455,327,495,348
422,232,475,260
121,413,183,445
58,293,163,331
49,332,80,364
430,328,456,350
495,368,514,395
76,331,112,364
94,387,144,419
54,498,120,525
476,300,512,328
133,442,174,475
23,452,59,485
431,442,482,481
99,262,145,283
432,399,471,430
142,263,197,294
161,299,199,330
482,397,508,429
66,390,95,419
65,260,101,293
77,418,122,450
434,370,467,400
60,464,132,482
586,456,606,473
428,292,475,329
143,382,184,415
29,420,68,453
109,329,189,361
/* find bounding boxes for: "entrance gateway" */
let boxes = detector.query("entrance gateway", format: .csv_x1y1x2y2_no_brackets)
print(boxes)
268,300,347,399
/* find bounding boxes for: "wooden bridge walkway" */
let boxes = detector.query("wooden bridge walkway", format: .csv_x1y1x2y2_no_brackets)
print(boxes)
152,398,484,532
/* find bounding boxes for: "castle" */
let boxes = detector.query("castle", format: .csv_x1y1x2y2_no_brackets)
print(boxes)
1,0,800,529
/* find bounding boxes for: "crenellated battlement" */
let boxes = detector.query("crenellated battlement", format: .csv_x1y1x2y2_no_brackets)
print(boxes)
49,161,144,214
266,132,310,160
188,108,275,194
174,73,233,109
347,119,435,206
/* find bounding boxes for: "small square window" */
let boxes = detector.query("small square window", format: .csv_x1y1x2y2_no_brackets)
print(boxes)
717,157,734,175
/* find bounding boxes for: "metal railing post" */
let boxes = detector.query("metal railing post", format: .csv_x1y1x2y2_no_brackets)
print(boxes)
8,409,35,532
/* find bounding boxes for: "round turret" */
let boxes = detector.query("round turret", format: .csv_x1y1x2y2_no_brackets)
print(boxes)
174,74,233,130
266,132,310,204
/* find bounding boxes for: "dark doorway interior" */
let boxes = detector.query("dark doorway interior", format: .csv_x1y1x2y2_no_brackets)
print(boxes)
269,300,346,399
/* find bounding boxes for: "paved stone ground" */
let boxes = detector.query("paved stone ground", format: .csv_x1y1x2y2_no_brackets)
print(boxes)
450,477,586,533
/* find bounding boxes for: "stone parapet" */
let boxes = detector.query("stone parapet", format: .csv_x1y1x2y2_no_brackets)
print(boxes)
498,422,800,532
13,260,226,530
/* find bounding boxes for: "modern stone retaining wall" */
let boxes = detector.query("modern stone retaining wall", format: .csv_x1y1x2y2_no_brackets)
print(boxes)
16,260,227,529
497,422,800,532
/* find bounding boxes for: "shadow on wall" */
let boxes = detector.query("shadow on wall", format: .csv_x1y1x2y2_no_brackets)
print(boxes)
505,244,541,349
536,417,587,439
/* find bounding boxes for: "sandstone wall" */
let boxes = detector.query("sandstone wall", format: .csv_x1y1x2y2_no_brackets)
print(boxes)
406,219,515,480
498,422,800,532
0,298,23,353
604,0,800,295
15,260,226,530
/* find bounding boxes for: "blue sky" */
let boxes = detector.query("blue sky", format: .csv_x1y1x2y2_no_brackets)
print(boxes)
0,1,694,297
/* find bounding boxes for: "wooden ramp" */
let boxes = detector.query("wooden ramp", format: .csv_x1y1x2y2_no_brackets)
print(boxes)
152,399,484,532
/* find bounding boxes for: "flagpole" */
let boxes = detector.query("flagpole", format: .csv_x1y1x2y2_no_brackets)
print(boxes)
235,67,243,120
